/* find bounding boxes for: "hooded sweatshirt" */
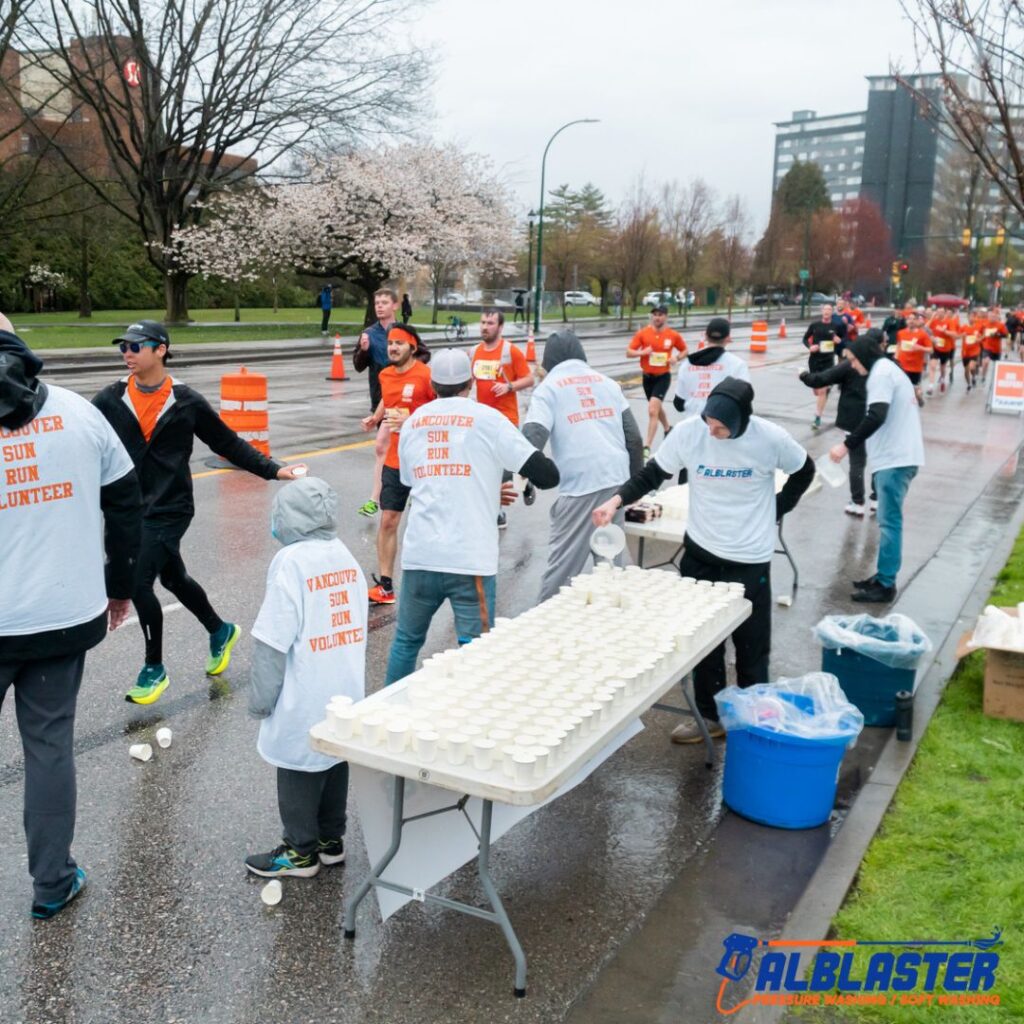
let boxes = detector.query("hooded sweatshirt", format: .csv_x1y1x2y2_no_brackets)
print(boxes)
619,377,814,563
672,344,751,416
524,329,641,494
249,476,368,771
0,330,48,430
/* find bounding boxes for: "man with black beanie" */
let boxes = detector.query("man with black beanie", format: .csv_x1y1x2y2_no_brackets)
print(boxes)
828,331,923,603
1,312,142,919
593,378,815,742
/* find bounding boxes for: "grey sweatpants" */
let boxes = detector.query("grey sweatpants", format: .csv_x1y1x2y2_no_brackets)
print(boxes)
0,651,85,904
539,485,631,602
277,762,349,857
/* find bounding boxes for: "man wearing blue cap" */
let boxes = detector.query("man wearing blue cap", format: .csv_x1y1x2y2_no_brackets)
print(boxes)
93,320,305,704
593,377,815,743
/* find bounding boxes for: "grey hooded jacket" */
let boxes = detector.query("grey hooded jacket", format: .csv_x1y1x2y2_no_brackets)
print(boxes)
248,477,339,718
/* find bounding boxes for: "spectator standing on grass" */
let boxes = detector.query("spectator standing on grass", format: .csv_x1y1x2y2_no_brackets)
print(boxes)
401,293,413,325
318,284,333,337
0,313,142,919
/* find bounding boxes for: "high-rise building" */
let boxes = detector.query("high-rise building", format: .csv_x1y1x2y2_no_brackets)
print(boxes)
772,109,867,205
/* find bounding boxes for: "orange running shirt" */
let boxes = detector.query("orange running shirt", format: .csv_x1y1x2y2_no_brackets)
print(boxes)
895,329,932,374
961,322,984,360
981,319,1009,354
127,375,172,442
930,316,959,354
628,326,686,375
379,360,435,469
471,339,531,425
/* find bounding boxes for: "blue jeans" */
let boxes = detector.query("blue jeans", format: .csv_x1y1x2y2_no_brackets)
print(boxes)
875,466,918,587
384,570,497,684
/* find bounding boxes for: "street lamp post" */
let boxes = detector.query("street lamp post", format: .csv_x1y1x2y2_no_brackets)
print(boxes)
525,210,536,324
533,119,599,335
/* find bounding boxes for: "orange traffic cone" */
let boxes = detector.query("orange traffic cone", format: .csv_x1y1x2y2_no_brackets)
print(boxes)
525,330,536,363
325,334,347,381
778,318,788,339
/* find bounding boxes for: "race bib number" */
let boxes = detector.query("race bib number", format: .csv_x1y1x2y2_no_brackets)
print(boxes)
649,352,669,367
819,340,835,353
901,339,917,352
474,359,501,381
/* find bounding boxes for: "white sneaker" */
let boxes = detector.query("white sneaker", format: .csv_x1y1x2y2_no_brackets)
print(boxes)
926,386,933,396
844,502,866,517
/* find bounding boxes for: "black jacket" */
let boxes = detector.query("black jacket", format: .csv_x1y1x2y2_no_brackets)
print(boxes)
800,360,867,432
93,378,281,524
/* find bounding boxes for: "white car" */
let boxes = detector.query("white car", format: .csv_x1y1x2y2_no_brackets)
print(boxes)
563,290,598,306
642,289,675,307
439,291,466,305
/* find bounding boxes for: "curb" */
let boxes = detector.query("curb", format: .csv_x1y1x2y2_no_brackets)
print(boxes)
747,444,1024,1024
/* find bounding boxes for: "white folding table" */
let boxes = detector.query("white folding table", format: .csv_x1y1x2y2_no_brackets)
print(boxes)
624,472,822,598
310,594,751,997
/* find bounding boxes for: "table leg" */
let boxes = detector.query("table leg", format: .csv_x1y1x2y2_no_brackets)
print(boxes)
638,536,646,569
777,520,798,598
477,799,528,997
681,675,716,768
343,775,405,938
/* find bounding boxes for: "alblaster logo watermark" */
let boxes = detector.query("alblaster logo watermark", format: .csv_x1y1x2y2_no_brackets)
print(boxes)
713,927,1003,1014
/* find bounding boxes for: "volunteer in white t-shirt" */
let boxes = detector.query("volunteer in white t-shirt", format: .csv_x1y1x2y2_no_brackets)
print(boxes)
384,349,560,684
672,317,751,421
829,332,924,604
0,318,142,919
245,477,367,879
522,330,644,601
593,378,814,743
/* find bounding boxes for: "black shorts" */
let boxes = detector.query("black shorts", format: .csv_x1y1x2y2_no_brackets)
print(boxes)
807,353,836,373
935,351,953,364
642,373,671,402
984,350,1001,362
380,465,411,512
903,369,922,385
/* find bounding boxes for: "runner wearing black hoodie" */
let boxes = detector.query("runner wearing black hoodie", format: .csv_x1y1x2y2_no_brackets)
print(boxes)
593,378,815,742
672,317,750,420
93,320,305,705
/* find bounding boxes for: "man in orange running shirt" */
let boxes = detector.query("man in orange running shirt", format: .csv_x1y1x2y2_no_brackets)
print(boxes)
626,304,686,455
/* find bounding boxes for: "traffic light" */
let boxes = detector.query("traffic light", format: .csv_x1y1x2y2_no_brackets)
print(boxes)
891,260,900,275
962,228,972,247
1006,267,1015,278
996,226,1006,246
899,261,910,274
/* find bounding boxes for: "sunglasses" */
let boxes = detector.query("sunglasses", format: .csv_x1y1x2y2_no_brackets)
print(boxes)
118,340,161,354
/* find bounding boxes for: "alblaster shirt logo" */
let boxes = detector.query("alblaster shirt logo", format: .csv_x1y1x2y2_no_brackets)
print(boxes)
713,928,1004,1014
695,463,754,479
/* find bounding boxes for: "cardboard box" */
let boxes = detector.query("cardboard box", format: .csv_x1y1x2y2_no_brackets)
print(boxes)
956,607,1024,723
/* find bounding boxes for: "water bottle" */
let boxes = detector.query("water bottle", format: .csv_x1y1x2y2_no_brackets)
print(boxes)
895,690,914,742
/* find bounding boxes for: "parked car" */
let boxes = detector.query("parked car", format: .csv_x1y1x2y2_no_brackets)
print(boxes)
752,290,790,307
807,292,836,305
563,290,598,306
641,289,675,307
439,291,467,305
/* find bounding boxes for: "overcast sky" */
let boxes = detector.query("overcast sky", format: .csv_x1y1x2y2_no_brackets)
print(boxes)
420,0,925,233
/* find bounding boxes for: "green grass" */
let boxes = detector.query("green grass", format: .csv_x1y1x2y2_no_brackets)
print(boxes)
806,529,1024,1022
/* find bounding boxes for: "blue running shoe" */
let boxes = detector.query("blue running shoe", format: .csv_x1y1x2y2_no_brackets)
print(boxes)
32,867,86,920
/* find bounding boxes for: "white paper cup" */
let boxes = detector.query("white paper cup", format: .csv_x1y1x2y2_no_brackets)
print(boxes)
414,730,439,762
155,727,172,749
129,743,153,762
329,707,357,739
513,752,537,785
489,728,514,744
361,715,385,745
471,738,496,770
446,733,469,766
386,723,409,753
528,744,552,775
261,879,283,906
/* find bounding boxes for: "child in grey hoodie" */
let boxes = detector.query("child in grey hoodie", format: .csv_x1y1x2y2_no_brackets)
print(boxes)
245,477,368,878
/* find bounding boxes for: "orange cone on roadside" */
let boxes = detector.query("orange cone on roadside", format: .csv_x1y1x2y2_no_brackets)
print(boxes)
778,318,788,339
525,330,537,363
325,334,347,381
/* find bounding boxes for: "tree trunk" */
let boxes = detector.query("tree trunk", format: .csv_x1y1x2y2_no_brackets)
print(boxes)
432,279,440,325
234,283,241,322
272,275,279,315
78,233,92,318
164,272,192,324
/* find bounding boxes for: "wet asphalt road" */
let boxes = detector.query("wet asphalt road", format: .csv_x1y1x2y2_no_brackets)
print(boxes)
1,324,1022,1024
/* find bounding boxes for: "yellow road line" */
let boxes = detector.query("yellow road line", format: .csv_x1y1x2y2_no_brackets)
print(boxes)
191,438,375,479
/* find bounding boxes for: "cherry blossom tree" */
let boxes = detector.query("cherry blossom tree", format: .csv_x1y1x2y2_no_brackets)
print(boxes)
170,144,519,325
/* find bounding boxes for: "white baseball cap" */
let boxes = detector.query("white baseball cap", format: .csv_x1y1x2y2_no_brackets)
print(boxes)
431,348,472,386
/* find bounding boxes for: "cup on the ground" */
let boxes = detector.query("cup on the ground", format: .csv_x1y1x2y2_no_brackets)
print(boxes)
155,727,172,749
129,743,153,762
261,879,283,906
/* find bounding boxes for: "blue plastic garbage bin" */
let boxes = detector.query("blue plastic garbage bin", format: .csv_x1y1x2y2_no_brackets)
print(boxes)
720,692,849,829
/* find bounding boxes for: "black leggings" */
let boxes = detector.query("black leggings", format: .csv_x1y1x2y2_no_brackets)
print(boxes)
134,521,222,664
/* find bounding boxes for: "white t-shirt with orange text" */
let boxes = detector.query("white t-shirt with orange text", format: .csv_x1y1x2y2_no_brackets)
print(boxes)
252,538,367,771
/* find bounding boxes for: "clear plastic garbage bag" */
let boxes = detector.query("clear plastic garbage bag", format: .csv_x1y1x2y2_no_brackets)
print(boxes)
968,605,1024,651
715,673,864,745
814,613,932,670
